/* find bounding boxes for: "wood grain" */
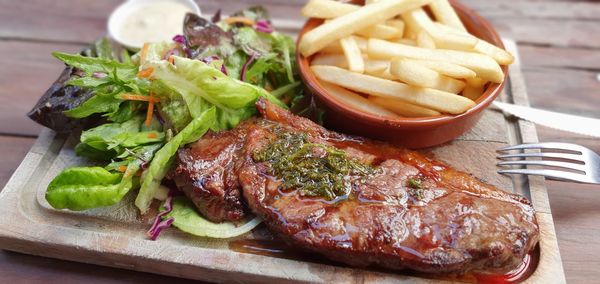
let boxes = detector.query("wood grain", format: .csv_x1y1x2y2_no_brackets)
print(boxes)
0,251,199,284
0,41,85,137
0,136,35,189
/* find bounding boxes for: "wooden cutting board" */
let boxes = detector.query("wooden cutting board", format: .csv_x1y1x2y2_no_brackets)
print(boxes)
0,38,564,283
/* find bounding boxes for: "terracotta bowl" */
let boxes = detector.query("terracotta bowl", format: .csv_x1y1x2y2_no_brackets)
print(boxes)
296,0,508,149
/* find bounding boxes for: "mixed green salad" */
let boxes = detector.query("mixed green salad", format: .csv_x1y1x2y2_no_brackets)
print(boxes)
40,7,304,240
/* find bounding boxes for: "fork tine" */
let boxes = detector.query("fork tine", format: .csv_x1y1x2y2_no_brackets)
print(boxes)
497,160,587,172
498,169,592,183
498,143,586,153
497,152,584,162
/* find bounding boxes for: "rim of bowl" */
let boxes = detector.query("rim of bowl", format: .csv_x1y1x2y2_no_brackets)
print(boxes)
296,1,509,129
107,0,201,50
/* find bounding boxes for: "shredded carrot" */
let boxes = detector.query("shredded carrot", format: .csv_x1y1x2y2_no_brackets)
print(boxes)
147,132,158,139
140,43,149,65
168,55,175,65
117,165,127,173
137,67,154,78
224,17,256,26
121,93,160,103
145,93,156,126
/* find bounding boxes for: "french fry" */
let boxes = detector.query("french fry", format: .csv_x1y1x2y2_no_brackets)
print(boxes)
417,30,436,49
473,40,515,65
434,23,515,65
340,37,365,73
368,38,504,83
311,65,475,114
364,59,390,74
319,81,399,118
321,36,368,54
370,96,441,117
389,58,466,93
462,78,487,101
386,19,406,33
365,67,396,81
407,59,476,79
429,0,467,31
403,16,420,40
356,24,404,40
301,0,359,19
311,53,348,68
396,38,417,46
365,0,380,4
299,0,431,57
466,77,487,88
402,8,477,50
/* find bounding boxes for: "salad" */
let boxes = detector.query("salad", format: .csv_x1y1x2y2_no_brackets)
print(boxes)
35,7,306,240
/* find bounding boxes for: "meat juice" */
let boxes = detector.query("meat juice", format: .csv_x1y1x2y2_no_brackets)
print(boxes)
229,239,539,284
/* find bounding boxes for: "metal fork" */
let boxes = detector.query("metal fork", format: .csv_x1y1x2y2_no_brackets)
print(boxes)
497,143,600,184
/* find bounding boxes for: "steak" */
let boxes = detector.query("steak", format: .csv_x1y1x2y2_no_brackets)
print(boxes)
172,129,247,222
175,98,539,274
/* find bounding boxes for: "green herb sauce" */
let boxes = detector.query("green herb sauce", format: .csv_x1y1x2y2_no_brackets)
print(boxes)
253,132,376,200
407,177,424,200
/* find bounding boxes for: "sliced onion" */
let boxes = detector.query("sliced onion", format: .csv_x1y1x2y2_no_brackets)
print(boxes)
166,197,263,238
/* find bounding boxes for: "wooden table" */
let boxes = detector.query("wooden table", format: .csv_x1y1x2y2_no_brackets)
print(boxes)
0,0,598,282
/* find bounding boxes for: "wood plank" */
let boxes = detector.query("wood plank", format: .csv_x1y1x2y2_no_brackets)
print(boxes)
461,0,600,21
0,250,200,284
486,17,600,49
0,41,85,136
0,0,120,44
547,181,600,284
0,136,34,189
520,45,600,71
523,67,600,118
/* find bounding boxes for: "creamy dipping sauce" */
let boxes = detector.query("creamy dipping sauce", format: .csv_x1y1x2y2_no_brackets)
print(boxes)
118,1,193,47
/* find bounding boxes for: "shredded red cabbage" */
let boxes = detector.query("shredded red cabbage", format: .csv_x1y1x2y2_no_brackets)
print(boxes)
146,195,174,240
255,20,274,33
240,53,258,82
172,35,192,58
147,217,174,241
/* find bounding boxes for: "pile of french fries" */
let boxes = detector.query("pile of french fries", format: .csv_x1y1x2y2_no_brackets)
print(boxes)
300,0,514,118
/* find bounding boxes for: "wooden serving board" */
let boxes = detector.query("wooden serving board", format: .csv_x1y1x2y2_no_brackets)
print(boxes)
0,37,564,283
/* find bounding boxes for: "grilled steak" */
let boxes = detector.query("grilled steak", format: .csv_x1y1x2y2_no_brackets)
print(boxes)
175,98,539,274
173,129,247,222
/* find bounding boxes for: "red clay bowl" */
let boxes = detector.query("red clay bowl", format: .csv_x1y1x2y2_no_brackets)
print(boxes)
296,0,508,149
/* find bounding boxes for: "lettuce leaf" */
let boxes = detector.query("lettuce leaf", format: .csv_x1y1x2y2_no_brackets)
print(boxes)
135,107,216,214
75,115,164,161
164,197,262,238
147,56,284,131
53,52,152,121
47,140,163,211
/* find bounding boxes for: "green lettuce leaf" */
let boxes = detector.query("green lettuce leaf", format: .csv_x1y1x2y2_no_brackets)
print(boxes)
54,51,152,121
164,197,262,238
64,92,122,119
46,143,161,211
147,56,285,131
76,115,164,160
135,107,216,214
52,52,137,79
